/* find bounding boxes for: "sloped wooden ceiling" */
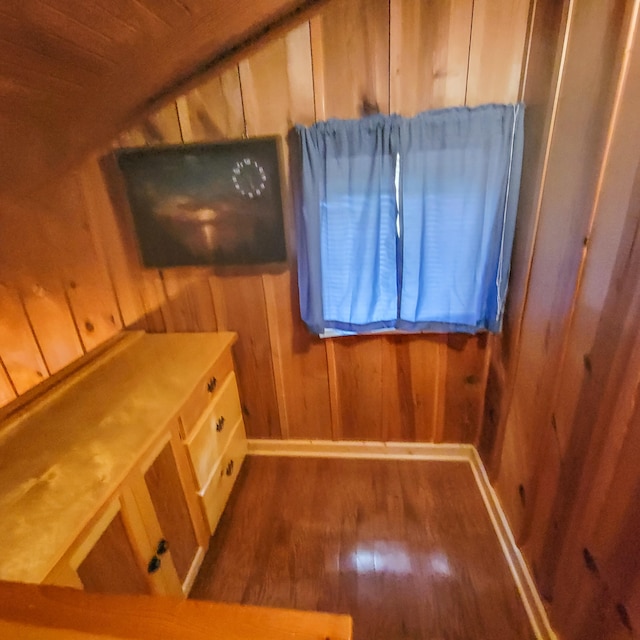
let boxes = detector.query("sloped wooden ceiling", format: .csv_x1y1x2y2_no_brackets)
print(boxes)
0,0,321,197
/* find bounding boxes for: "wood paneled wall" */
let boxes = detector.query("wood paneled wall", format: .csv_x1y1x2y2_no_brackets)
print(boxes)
482,0,640,637
0,0,531,444
5,1,640,635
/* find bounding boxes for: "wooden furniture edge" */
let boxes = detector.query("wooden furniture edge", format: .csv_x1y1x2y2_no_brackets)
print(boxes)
246,438,556,639
0,331,143,428
0,581,353,640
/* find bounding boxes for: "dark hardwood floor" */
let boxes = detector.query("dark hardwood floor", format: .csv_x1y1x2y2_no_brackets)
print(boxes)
190,456,535,640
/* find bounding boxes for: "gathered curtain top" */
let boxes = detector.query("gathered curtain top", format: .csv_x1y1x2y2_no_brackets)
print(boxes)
296,103,523,133
294,102,525,336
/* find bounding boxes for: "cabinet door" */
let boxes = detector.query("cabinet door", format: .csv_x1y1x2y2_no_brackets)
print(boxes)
133,426,209,595
120,474,183,597
46,429,208,598
45,497,152,595
144,442,200,585
77,506,150,595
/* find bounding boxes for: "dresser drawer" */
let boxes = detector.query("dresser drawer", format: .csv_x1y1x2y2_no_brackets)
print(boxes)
179,348,235,439
199,419,247,535
185,372,243,490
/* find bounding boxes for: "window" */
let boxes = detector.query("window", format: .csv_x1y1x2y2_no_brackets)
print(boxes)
295,104,524,336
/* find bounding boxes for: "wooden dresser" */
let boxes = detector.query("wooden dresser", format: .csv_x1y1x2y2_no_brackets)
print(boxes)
0,331,247,597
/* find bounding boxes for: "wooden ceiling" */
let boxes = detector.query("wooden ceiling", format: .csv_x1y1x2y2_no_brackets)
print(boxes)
0,0,321,197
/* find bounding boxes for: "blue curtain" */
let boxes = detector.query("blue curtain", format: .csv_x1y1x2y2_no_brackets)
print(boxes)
295,115,399,334
398,104,524,332
295,103,524,336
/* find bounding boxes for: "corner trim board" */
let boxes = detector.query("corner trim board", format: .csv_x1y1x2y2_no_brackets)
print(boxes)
467,447,557,640
246,438,556,640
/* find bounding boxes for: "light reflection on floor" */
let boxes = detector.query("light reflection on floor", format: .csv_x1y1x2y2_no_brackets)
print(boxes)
343,542,453,579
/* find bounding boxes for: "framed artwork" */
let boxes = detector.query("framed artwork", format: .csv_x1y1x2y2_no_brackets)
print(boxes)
116,137,286,267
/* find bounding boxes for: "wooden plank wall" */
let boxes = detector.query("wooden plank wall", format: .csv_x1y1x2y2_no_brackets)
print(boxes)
0,0,531,444
482,0,640,637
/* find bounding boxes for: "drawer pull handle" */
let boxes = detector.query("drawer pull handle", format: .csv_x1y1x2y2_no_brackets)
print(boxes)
156,538,168,555
207,377,217,393
147,555,161,574
225,460,234,476
216,416,225,432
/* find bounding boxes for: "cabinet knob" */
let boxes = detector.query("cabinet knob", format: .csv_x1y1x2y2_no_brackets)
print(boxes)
147,555,161,574
156,538,168,555
207,377,217,393
216,416,225,432
225,459,234,476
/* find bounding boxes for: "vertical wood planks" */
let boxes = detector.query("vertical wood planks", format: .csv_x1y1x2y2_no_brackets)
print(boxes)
309,0,396,441
0,192,84,378
40,174,122,352
551,313,640,637
115,96,223,338
442,334,489,444
176,68,245,143
159,270,218,332
19,281,85,375
0,362,15,407
178,57,280,438
494,0,630,542
177,56,282,439
389,0,473,114
0,0,533,446
0,284,48,394
479,0,570,476
546,30,640,632
79,155,147,329
381,335,446,442
500,0,568,372
211,272,281,438
465,0,531,105
114,98,185,335
482,1,640,637
159,268,217,332
118,102,183,147
310,0,390,119
546,4,640,460
239,23,331,440
461,0,531,452
527,31,640,596
95,151,168,333
331,336,385,440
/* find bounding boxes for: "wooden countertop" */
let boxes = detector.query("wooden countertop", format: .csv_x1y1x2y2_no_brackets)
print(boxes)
0,332,237,583
0,581,353,639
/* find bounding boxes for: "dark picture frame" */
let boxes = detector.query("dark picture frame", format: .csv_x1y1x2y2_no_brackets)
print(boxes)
115,137,286,267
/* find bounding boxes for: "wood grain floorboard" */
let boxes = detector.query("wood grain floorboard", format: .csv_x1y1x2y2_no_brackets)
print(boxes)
190,456,535,640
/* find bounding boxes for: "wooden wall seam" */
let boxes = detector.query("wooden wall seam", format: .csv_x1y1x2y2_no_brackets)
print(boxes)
18,289,52,379
463,0,476,105
262,277,290,439
0,358,17,405
309,16,326,121
482,0,573,478
76,168,129,331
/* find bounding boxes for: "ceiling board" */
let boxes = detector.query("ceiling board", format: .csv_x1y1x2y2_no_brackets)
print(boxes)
0,0,322,198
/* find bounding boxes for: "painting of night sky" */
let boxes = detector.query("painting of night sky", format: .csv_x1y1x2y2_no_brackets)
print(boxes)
116,137,286,267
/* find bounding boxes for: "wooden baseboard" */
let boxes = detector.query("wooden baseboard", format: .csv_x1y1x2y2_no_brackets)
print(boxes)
467,447,557,640
248,438,474,461
246,438,556,640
